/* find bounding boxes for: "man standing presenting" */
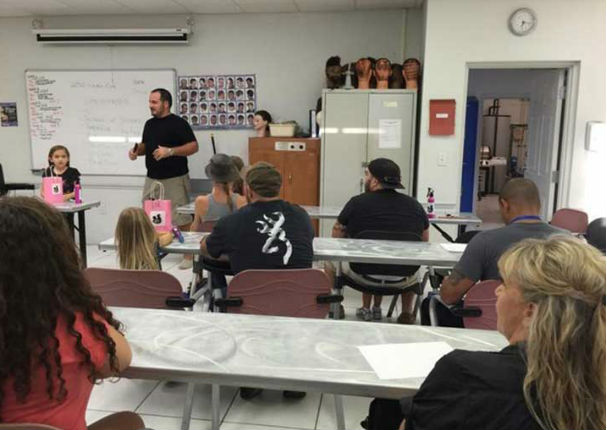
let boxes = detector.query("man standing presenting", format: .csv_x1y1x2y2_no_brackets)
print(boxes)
129,88,198,254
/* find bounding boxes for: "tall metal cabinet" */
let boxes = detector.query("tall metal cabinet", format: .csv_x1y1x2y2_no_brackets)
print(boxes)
319,89,417,235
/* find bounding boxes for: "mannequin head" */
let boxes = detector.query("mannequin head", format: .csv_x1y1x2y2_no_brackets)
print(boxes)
390,64,404,89
374,58,392,89
253,110,272,137
355,57,373,89
403,58,421,89
325,56,345,89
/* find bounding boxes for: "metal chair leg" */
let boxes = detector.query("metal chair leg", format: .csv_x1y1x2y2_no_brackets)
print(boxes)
181,382,195,430
334,394,346,430
387,294,399,318
211,384,221,430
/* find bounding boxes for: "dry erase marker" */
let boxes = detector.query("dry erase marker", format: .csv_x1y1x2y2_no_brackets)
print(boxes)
133,143,138,152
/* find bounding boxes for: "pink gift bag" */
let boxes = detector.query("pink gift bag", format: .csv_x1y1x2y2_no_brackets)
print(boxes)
42,176,64,204
144,181,172,232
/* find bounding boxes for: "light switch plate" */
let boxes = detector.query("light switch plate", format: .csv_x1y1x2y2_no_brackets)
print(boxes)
438,152,448,166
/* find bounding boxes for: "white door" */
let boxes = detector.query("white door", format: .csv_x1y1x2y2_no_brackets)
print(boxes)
522,69,565,220
469,68,566,220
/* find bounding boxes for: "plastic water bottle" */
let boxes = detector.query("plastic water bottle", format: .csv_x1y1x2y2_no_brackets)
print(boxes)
427,187,435,218
74,183,82,204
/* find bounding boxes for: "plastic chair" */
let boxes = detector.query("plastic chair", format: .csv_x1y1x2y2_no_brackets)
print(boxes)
85,267,195,430
214,268,342,318
429,280,501,330
586,217,606,254
337,230,424,319
0,163,35,197
84,268,194,309
214,269,346,429
550,208,589,234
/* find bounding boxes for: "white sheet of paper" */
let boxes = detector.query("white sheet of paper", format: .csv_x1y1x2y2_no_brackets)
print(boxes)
378,119,402,149
358,342,453,380
441,243,467,253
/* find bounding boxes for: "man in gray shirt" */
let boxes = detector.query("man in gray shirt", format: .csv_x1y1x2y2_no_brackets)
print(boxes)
439,178,563,311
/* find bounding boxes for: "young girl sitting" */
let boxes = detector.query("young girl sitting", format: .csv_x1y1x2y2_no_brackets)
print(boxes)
115,207,173,270
44,145,81,201
0,196,144,430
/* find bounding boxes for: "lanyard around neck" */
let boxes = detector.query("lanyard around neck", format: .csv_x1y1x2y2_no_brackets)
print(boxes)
509,215,542,224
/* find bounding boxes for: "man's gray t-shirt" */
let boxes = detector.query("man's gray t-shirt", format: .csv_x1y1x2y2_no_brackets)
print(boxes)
455,222,565,281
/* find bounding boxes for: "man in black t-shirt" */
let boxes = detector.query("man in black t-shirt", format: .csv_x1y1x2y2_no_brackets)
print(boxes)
201,162,313,274
128,88,198,231
325,158,429,324
201,162,313,401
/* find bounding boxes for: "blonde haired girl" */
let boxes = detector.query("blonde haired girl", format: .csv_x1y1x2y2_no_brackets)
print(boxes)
115,207,172,270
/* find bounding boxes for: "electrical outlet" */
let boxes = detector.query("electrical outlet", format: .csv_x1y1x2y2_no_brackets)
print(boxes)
288,142,306,151
438,152,448,166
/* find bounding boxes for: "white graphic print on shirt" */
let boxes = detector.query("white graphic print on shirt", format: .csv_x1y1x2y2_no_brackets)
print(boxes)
255,211,293,265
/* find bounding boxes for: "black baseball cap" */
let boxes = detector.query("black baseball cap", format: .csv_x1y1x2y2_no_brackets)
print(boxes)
367,158,404,189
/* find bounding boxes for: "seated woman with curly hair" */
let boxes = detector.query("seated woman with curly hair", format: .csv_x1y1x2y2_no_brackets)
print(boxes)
365,235,605,430
0,197,144,430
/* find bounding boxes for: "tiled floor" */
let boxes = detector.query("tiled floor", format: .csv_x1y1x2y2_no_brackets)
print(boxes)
85,246,391,430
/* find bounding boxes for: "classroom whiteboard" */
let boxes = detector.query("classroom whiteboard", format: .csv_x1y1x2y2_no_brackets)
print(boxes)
26,69,176,175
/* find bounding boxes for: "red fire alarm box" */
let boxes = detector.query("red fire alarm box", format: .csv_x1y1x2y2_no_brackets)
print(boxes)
429,99,456,135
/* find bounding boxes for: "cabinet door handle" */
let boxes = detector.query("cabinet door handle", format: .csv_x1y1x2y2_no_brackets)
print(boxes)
288,173,293,183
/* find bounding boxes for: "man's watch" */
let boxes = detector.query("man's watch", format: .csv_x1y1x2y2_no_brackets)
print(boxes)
168,148,174,157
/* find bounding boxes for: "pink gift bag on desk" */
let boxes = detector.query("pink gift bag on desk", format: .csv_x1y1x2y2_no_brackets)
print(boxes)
144,181,172,232
42,175,64,204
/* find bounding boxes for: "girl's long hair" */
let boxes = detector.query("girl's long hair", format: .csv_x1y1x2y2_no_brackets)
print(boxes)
0,197,122,419
115,207,159,270
498,236,605,430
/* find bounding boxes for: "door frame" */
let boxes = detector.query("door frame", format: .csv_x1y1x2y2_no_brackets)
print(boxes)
463,61,579,215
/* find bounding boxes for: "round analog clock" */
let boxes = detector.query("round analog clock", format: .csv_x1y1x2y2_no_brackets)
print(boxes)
508,8,537,36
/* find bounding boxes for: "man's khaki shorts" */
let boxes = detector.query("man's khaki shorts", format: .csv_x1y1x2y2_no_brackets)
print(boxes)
143,174,193,227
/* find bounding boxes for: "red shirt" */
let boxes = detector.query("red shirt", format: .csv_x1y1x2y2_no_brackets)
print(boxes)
1,313,110,429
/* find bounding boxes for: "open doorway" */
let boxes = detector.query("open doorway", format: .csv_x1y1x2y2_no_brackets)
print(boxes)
461,68,569,226
476,98,529,227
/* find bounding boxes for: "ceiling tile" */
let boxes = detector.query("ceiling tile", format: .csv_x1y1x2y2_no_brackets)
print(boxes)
295,0,354,12
355,0,420,9
53,0,134,15
234,0,298,14
115,0,189,14
176,0,241,14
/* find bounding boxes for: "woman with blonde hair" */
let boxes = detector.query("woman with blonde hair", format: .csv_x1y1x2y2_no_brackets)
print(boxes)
115,207,172,270
366,235,605,430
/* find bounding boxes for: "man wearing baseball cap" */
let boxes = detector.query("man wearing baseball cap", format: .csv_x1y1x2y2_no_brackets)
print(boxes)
325,158,429,324
200,161,314,399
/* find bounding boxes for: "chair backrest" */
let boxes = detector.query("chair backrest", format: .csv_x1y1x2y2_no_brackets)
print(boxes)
350,230,421,278
0,162,6,196
550,208,589,234
586,217,606,254
225,268,333,318
84,267,183,309
462,279,501,330
455,229,480,244
0,424,60,430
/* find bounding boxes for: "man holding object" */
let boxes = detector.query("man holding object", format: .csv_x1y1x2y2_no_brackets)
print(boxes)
129,88,198,237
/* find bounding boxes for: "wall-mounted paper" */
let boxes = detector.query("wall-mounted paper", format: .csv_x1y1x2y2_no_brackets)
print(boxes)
378,119,402,148
358,342,453,379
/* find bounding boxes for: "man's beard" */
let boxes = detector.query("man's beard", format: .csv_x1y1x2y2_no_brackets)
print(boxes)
364,180,371,193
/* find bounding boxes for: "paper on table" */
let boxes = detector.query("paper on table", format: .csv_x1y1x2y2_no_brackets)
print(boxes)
440,243,467,253
378,119,402,148
358,342,453,379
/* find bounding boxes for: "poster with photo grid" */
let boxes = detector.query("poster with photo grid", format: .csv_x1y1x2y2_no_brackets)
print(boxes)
178,74,256,130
